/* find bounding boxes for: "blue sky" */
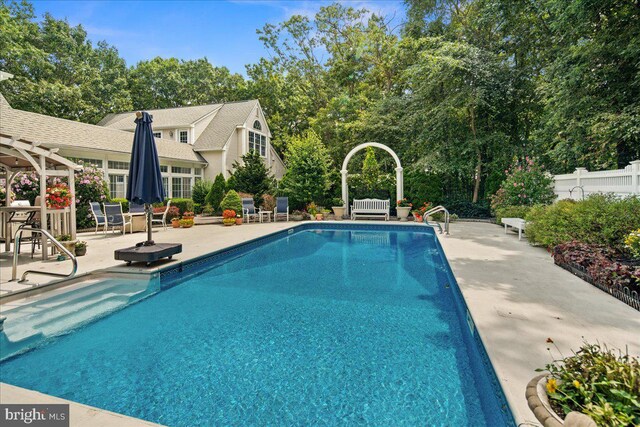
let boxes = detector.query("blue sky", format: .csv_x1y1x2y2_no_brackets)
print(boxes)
30,1,407,75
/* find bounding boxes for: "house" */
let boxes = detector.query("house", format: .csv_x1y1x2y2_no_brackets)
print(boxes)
98,100,286,181
0,94,285,200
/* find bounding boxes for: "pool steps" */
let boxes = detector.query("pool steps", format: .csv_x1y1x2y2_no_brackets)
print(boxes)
0,274,159,360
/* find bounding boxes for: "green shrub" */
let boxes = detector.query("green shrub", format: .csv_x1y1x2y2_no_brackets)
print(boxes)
206,174,226,214
405,170,444,207
280,130,332,210
191,179,212,205
494,205,533,224
225,174,237,192
231,150,274,205
193,203,202,215
541,342,640,426
443,199,492,218
110,198,129,213
490,157,555,212
74,164,110,229
166,198,194,215
526,195,640,251
219,189,242,214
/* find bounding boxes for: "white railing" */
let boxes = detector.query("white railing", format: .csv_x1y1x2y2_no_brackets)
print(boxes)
553,160,640,200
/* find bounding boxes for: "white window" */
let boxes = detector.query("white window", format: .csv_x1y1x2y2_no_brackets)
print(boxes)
172,177,191,199
108,161,129,170
179,130,189,144
160,165,168,173
109,174,126,199
153,131,162,139
162,177,169,196
171,166,191,174
249,131,266,157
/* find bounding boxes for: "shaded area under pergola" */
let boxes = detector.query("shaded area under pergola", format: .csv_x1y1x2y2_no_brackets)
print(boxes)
0,134,81,259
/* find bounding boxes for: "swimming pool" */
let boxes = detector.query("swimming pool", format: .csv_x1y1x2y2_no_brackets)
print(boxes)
0,224,514,426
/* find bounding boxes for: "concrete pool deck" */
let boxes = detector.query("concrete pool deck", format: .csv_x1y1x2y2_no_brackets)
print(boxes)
1,220,639,426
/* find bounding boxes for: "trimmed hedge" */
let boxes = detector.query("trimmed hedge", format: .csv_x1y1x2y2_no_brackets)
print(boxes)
110,198,129,212
526,195,640,252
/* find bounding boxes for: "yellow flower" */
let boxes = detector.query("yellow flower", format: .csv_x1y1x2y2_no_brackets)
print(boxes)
546,378,558,394
573,380,580,388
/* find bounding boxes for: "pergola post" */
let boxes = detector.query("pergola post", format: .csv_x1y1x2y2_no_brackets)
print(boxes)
40,154,48,260
68,168,76,240
395,166,404,202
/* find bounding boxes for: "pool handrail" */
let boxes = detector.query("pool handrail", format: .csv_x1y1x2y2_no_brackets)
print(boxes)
11,225,78,283
422,205,450,235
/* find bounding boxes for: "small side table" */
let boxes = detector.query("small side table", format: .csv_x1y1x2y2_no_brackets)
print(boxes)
259,210,272,223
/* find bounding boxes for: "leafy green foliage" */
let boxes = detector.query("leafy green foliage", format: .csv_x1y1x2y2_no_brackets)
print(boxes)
165,198,194,215
74,164,110,229
542,343,640,426
219,189,242,214
191,179,212,206
230,151,274,205
361,147,380,191
280,130,332,210
490,157,555,211
205,174,226,214
526,195,640,251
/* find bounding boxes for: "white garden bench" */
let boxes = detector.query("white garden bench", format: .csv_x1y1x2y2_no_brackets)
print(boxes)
351,199,390,221
502,217,526,240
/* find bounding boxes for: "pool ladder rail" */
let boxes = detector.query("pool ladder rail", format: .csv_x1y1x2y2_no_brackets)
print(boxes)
11,225,78,283
422,205,450,235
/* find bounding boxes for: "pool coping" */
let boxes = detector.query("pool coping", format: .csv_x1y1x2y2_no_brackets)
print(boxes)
1,221,519,426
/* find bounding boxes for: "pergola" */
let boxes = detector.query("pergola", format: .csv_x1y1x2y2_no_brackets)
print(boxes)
0,134,81,258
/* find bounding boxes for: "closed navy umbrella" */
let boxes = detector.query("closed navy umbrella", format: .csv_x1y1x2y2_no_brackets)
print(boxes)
127,111,165,245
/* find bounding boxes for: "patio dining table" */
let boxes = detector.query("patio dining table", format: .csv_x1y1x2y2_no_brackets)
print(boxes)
0,206,72,260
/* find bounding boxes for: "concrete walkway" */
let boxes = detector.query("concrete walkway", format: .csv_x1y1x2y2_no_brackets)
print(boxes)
436,222,640,425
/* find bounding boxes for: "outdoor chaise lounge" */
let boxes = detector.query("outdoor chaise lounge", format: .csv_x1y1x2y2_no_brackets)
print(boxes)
242,198,260,223
274,197,289,222
103,202,132,234
90,202,107,234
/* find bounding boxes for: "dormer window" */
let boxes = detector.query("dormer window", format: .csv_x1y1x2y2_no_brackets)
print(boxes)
253,120,262,131
179,130,189,144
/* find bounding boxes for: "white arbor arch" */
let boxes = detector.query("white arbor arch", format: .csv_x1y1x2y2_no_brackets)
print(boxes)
341,142,403,214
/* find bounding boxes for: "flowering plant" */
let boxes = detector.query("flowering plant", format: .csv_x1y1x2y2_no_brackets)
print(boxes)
46,184,73,209
222,209,236,219
397,198,412,208
539,341,640,426
74,164,110,229
624,229,640,259
0,178,14,205
491,157,555,211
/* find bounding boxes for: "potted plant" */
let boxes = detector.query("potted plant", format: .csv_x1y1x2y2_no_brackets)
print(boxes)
46,183,73,209
235,214,243,225
74,241,87,256
331,198,346,220
182,211,194,219
396,198,412,221
222,209,236,226
179,218,194,228
526,341,638,427
56,234,77,254
171,217,181,228
291,210,305,221
307,202,324,220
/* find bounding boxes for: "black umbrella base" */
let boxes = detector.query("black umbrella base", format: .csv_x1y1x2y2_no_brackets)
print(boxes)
114,243,182,267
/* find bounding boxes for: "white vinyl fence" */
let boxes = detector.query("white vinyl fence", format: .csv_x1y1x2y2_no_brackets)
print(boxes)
553,160,640,200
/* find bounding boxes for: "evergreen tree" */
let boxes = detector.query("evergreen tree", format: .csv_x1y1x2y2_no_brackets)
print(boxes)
205,174,226,214
231,150,274,204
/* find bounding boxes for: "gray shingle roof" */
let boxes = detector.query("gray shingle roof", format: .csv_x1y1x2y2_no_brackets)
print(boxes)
193,100,259,151
98,103,223,130
1,101,206,163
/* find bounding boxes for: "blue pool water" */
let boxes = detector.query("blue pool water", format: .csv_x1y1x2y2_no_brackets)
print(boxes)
0,226,512,426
